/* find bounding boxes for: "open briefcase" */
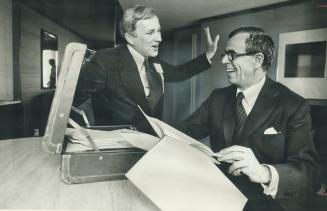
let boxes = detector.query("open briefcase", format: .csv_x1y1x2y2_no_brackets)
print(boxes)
42,43,145,184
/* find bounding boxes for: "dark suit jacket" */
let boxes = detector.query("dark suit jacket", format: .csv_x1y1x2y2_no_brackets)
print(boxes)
73,44,210,132
178,77,320,211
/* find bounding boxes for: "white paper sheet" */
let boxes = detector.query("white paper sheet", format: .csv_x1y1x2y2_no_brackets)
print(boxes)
65,128,136,152
120,131,160,151
126,136,247,211
138,106,219,164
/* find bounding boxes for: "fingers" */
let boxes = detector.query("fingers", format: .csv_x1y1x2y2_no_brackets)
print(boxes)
216,151,245,163
219,145,249,154
203,26,219,44
214,145,247,157
211,146,244,157
213,34,220,45
231,169,243,176
228,159,248,174
203,26,212,43
203,26,220,60
213,146,255,166
210,157,221,165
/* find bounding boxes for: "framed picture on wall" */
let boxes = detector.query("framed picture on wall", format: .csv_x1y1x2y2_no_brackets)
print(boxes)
277,28,327,100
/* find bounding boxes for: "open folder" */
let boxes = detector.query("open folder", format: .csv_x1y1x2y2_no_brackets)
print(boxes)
124,106,247,211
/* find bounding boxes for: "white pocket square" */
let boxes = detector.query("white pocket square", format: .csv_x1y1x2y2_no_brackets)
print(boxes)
264,127,278,135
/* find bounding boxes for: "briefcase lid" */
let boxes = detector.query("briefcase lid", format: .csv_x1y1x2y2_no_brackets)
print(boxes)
43,42,87,153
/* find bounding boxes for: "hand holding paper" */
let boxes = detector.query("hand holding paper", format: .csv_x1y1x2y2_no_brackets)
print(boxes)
214,145,271,183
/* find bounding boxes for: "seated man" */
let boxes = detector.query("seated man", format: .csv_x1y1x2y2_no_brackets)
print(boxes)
178,27,320,211
73,5,219,133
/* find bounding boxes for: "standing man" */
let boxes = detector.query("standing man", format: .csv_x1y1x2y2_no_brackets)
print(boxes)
178,27,320,211
73,5,219,132
48,59,56,88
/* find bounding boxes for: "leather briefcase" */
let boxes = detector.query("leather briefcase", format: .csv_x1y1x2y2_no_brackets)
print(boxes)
42,43,144,184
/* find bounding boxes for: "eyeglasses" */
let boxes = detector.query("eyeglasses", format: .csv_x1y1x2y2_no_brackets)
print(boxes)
221,50,257,61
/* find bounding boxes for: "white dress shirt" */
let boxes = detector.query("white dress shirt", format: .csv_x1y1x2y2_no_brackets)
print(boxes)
127,44,153,97
236,76,279,198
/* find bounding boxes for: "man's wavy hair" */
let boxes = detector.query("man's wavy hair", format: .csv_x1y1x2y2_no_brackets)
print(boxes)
120,5,157,41
229,27,275,71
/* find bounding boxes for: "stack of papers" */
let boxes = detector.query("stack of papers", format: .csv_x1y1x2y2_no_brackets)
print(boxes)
65,128,159,152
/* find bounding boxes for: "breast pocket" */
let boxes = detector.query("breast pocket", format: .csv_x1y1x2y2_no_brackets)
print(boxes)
262,134,285,162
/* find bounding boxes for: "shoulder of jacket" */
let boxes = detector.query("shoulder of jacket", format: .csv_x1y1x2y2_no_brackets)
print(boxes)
96,47,120,55
211,86,234,97
203,86,234,105
270,82,310,116
273,82,305,104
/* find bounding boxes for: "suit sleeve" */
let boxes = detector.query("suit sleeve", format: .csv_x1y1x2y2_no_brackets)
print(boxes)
177,92,213,140
161,53,211,82
73,52,107,107
274,100,321,198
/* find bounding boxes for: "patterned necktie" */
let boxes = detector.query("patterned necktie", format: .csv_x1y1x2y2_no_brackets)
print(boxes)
144,59,163,112
234,92,247,137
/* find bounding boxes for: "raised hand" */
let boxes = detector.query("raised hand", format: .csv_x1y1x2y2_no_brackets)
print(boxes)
204,27,220,60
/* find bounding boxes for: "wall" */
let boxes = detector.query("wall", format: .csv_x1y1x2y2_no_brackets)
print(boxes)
160,26,202,124
0,101,23,139
197,1,327,104
19,5,85,136
0,0,13,100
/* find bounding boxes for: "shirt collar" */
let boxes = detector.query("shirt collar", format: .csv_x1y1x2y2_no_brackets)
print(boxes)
127,44,145,71
236,76,266,107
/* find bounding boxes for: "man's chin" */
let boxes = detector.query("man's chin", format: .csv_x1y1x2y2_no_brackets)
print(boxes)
149,52,159,57
227,78,237,85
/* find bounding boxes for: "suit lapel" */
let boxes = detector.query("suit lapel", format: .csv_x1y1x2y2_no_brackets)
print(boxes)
148,58,164,90
241,78,279,139
223,86,237,147
117,45,150,113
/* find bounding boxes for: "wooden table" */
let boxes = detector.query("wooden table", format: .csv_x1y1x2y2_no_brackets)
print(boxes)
0,137,159,210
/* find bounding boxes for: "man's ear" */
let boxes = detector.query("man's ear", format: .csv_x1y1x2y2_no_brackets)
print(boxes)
125,33,134,45
254,53,264,68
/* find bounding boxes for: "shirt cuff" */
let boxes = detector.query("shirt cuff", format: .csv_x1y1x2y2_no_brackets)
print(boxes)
261,164,279,198
205,53,212,64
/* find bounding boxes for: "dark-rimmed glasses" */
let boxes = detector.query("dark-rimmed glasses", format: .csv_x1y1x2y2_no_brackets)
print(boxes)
221,50,257,61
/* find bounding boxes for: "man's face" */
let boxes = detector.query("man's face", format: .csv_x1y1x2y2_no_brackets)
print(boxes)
129,16,162,57
221,33,261,90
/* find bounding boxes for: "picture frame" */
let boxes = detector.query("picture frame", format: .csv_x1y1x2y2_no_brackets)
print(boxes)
277,28,327,100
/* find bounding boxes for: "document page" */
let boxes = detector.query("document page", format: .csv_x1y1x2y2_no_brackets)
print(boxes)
138,106,219,164
139,106,213,154
120,131,160,151
65,127,160,152
65,128,153,152
126,136,247,211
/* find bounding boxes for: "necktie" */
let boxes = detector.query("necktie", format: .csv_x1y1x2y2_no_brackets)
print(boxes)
144,59,163,112
234,92,247,137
